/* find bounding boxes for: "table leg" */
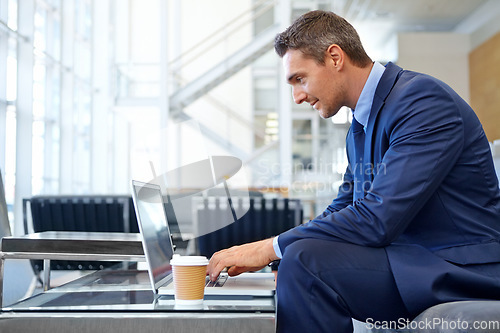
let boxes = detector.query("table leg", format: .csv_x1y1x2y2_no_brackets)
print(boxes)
43,259,51,291
0,254,4,308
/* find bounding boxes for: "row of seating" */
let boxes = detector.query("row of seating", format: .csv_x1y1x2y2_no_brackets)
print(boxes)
24,196,139,271
23,195,302,272
195,197,302,257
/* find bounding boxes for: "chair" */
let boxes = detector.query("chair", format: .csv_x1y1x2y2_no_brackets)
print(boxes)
194,197,302,257
23,195,139,272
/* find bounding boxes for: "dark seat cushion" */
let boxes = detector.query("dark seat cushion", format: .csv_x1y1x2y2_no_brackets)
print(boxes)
410,301,500,332
353,301,500,332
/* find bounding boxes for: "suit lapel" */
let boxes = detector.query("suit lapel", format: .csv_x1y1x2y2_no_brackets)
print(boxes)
363,62,403,181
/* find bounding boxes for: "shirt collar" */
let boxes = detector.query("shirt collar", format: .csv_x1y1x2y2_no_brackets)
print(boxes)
352,61,386,130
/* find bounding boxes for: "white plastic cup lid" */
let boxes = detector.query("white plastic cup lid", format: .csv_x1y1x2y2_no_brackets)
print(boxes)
170,254,209,266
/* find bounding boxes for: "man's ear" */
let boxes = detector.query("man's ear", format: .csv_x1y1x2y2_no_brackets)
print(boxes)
326,44,344,70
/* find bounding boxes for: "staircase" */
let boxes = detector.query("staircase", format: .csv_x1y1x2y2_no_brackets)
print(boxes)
168,21,280,158
115,1,280,159
169,23,281,114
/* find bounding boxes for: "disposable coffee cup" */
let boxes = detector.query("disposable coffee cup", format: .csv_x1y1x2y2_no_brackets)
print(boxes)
170,254,209,305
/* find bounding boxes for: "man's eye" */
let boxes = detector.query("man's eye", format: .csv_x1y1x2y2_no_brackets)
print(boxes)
296,77,303,83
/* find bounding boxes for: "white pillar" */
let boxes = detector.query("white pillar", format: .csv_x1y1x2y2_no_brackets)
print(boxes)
113,115,130,193
44,5,56,193
275,0,292,191
59,0,75,193
91,0,111,193
159,0,170,172
14,0,35,235
0,0,8,173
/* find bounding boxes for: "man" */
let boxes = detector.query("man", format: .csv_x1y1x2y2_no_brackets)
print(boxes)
207,10,500,332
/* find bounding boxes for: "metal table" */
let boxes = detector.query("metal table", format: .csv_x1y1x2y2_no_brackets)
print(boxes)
0,270,276,333
0,231,145,307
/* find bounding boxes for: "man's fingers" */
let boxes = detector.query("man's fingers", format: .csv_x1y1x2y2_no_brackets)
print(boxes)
206,239,276,281
207,250,234,281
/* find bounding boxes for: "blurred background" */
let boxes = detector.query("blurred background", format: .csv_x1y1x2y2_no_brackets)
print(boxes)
1,0,500,236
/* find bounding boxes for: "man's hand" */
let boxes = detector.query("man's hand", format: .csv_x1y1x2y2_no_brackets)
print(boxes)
206,238,279,281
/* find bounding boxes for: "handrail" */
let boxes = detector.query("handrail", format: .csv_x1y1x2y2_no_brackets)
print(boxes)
114,1,277,148
170,0,276,72
169,74,267,140
202,93,267,140
0,19,29,43
113,62,267,139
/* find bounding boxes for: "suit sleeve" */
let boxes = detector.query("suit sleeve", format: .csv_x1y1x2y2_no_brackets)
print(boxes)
315,164,354,219
278,78,465,252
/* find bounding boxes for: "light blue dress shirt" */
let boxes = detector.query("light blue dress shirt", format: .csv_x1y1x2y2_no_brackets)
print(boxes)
272,62,386,259
352,61,386,129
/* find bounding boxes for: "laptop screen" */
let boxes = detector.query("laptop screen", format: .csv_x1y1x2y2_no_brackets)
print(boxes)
131,181,174,291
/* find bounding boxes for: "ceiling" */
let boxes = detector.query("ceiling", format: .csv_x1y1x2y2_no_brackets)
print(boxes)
292,0,498,62
336,0,489,31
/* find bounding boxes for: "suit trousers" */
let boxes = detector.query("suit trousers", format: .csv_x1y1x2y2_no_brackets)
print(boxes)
275,239,413,333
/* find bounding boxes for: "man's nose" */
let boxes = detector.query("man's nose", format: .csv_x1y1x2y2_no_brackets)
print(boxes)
292,86,307,104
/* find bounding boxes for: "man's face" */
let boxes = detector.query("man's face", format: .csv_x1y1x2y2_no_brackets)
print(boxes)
283,49,346,119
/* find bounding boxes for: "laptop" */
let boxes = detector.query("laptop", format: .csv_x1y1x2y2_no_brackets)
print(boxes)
131,180,275,296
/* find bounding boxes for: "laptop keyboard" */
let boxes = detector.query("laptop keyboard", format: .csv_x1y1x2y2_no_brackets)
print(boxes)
205,271,228,287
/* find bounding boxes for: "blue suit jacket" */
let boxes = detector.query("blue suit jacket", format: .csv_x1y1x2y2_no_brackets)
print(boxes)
278,62,500,313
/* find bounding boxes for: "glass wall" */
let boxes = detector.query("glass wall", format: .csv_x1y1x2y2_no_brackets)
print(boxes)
32,0,62,194
0,0,99,233
0,0,354,233
1,0,20,227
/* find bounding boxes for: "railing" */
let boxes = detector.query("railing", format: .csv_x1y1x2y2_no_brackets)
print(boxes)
169,0,277,88
115,0,276,99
